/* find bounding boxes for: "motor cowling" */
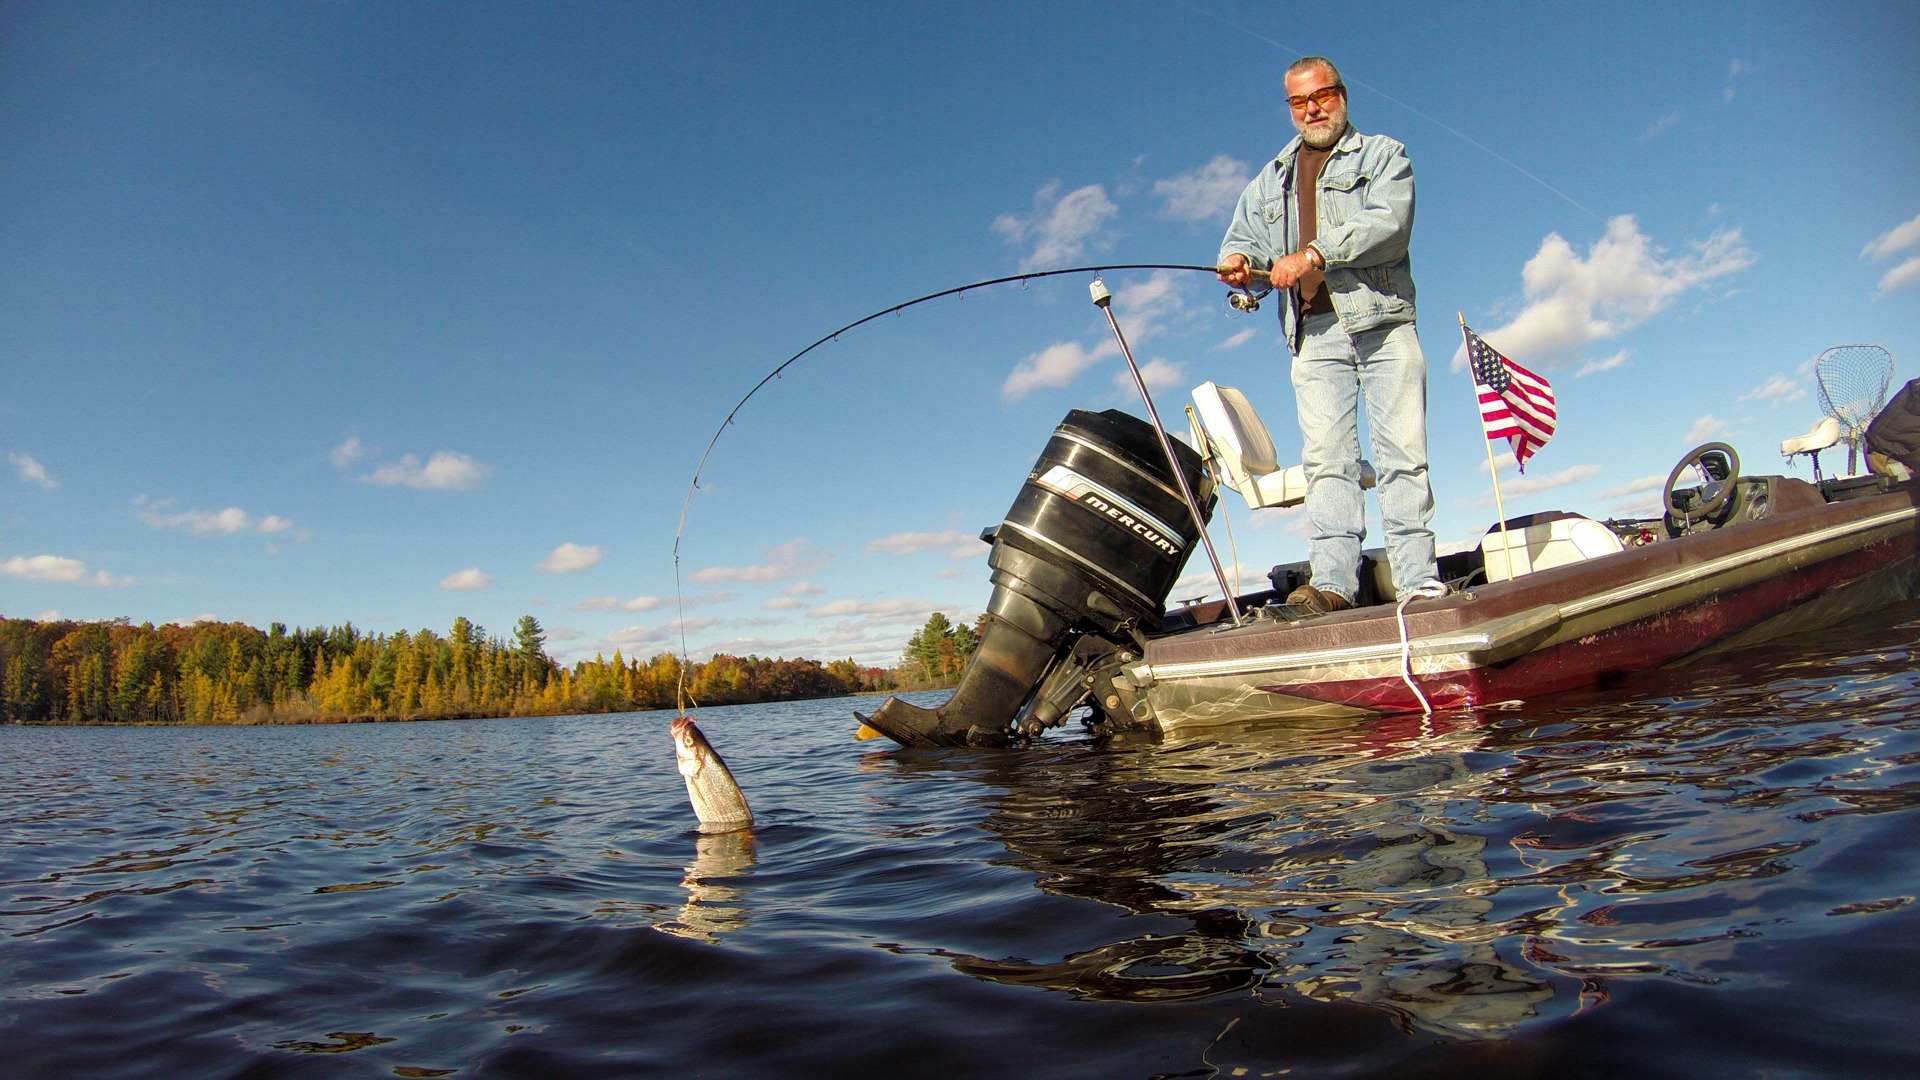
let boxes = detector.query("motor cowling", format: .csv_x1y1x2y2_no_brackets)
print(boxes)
858,409,1214,746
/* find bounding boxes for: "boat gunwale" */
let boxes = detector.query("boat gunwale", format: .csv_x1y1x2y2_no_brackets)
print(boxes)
1137,484,1920,685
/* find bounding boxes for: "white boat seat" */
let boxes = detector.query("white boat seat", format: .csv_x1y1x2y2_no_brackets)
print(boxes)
1189,381,1374,510
1781,416,1842,457
1481,513,1626,582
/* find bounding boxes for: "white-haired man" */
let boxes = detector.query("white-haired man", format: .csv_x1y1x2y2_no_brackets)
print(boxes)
1217,55,1437,613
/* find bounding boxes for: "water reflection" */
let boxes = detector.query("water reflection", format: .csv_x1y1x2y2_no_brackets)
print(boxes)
889,623,1920,1037
654,830,758,944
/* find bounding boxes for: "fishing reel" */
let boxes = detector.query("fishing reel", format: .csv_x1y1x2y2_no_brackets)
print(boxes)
1227,290,1261,313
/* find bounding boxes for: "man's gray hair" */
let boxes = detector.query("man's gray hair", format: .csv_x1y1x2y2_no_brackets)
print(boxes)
1285,56,1342,85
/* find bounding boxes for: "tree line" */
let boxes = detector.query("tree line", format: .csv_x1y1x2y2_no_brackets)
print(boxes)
0,612,970,725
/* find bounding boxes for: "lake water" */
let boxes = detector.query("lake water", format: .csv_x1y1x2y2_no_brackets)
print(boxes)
5,603,1920,1078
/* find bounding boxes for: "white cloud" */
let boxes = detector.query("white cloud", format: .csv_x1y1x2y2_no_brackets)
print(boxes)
139,505,291,535
1002,339,1117,400
1120,357,1186,397
1462,464,1603,508
9,453,56,489
993,182,1118,270
602,616,725,652
331,434,368,468
1574,350,1628,378
865,529,976,556
691,538,832,585
808,597,949,621
1171,561,1274,600
1863,212,1920,262
1724,57,1755,101
1110,270,1190,340
752,581,831,610
536,542,602,574
1861,214,1920,299
1597,472,1674,518
3,554,131,587
573,594,664,612
1875,256,1920,299
603,625,676,649
1596,474,1667,504
1214,327,1259,351
1686,415,1729,443
1640,111,1683,141
1741,373,1807,407
438,567,495,591
37,609,61,621
1001,271,1192,399
1153,155,1250,223
364,451,490,490
1453,216,1754,372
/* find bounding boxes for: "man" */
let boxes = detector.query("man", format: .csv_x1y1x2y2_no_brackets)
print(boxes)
1217,55,1438,613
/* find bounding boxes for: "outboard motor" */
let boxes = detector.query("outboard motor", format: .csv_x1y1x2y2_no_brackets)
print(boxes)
858,409,1214,746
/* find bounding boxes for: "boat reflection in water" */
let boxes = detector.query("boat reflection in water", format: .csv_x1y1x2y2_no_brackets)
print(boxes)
878,637,1920,1039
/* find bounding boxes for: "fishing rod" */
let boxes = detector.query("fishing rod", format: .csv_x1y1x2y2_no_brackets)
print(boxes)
669,261,1248,710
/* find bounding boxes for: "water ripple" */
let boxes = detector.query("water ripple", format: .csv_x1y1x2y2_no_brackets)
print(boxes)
5,611,1920,1076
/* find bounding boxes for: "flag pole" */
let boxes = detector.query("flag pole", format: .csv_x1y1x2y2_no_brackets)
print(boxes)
1462,313,1517,578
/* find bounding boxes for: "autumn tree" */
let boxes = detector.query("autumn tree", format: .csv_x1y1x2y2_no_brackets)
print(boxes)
901,612,979,686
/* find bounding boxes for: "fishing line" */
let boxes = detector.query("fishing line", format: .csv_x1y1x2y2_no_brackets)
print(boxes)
1171,0,1606,226
669,262,1227,711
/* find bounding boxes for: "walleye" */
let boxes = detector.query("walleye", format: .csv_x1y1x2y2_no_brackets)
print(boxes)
672,716,753,832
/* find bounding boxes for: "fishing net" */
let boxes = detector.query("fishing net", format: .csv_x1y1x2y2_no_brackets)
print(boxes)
1815,344,1894,472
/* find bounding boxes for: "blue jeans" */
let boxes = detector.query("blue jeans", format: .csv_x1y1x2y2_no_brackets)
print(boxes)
1291,312,1437,600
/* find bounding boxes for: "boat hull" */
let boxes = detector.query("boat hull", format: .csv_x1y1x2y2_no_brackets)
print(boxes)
1117,486,1920,735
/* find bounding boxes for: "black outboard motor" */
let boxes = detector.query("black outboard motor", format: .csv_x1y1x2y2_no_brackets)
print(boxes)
858,409,1214,746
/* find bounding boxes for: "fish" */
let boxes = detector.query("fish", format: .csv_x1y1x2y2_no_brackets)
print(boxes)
671,716,753,832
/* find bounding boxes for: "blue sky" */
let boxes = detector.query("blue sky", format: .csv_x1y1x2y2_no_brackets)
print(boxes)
5,1,1918,667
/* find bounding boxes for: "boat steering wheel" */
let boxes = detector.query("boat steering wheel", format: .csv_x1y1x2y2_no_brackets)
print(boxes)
1663,442,1741,522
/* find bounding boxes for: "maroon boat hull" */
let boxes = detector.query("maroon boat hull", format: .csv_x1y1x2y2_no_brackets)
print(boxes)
1119,484,1920,734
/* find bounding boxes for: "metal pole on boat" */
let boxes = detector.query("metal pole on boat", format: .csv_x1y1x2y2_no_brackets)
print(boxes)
1092,277,1243,626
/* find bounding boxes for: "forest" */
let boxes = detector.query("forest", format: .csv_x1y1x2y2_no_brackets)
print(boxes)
0,611,981,725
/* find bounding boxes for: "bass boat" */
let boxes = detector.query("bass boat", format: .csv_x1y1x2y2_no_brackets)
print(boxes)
859,377,1920,747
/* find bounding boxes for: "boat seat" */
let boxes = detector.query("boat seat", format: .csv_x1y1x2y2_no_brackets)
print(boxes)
1480,512,1625,583
1189,381,1374,509
1781,416,1842,457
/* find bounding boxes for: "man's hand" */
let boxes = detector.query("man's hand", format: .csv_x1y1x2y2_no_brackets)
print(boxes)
1216,253,1252,289
1267,250,1319,290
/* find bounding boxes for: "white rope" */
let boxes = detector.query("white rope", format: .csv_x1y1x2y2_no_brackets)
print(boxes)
1396,580,1450,714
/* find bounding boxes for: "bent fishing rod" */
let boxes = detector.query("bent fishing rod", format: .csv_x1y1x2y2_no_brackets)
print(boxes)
669,261,1256,709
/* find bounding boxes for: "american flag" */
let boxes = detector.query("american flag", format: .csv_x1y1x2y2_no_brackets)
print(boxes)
1463,323,1556,472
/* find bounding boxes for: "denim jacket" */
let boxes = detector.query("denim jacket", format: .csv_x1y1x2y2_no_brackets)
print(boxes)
1218,125,1418,346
